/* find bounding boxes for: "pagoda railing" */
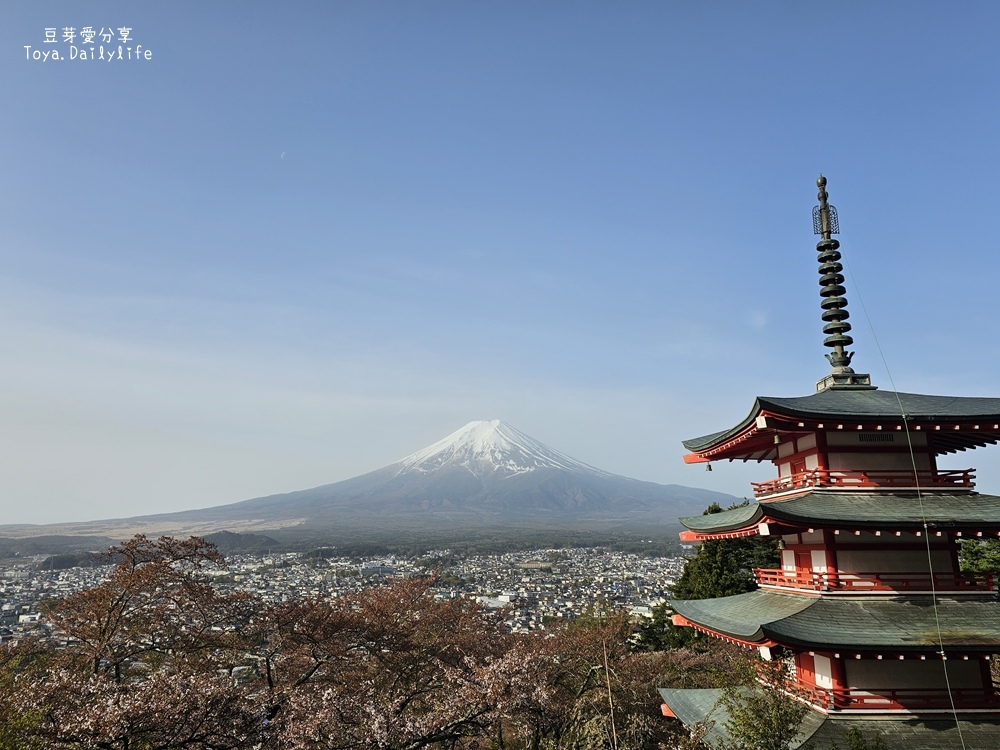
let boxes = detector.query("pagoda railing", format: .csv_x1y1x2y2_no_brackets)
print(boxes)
791,683,1000,711
754,568,996,593
752,468,975,498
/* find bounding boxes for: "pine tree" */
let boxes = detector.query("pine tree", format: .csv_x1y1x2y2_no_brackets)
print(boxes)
671,502,779,601
635,503,779,651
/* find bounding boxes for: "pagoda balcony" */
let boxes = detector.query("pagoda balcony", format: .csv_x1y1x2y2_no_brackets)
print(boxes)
790,684,1000,712
754,568,996,593
752,468,975,498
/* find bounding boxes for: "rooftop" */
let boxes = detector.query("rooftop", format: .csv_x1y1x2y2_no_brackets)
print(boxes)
677,490,1000,537
683,390,1000,462
671,591,1000,651
658,688,1000,750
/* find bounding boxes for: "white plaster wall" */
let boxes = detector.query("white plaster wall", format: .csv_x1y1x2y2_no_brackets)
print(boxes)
797,434,818,451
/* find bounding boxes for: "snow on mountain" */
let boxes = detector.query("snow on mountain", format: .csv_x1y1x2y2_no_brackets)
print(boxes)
392,420,614,479
33,418,740,535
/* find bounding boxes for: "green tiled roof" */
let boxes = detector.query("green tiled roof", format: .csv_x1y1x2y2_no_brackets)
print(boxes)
683,389,1000,452
808,716,1000,750
672,591,1000,650
657,688,729,747
657,688,827,749
672,591,812,640
678,502,762,532
657,688,1000,750
762,390,1000,420
678,490,1000,533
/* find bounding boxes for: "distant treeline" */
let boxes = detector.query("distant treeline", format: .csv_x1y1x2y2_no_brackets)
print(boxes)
267,523,687,559
3,524,687,568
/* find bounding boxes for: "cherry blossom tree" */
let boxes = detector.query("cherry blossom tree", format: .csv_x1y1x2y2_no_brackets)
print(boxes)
258,577,519,749
8,535,269,749
1,536,731,749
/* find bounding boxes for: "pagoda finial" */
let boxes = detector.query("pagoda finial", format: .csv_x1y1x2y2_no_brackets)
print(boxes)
812,175,873,391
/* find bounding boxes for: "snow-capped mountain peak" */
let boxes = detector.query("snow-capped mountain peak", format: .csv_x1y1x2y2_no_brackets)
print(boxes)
393,420,613,479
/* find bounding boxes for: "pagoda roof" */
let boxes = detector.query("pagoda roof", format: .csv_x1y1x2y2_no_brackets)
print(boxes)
679,490,1000,537
671,591,1000,650
683,389,1000,461
800,716,1000,750
657,687,825,749
657,688,1000,749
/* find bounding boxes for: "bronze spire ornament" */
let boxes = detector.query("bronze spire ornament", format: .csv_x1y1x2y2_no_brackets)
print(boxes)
813,175,872,391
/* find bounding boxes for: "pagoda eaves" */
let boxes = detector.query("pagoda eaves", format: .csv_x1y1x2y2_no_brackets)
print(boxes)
671,591,1000,652
677,490,1000,540
683,390,1000,464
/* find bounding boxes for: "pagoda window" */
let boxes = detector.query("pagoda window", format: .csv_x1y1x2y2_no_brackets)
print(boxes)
813,654,834,691
810,549,828,572
781,549,795,573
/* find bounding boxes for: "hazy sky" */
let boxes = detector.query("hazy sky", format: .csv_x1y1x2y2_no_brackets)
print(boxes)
3,2,1000,525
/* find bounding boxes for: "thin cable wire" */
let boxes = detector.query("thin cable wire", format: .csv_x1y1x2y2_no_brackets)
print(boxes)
843,259,967,749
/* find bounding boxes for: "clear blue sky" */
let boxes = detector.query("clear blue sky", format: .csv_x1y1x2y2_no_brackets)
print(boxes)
3,2,1000,524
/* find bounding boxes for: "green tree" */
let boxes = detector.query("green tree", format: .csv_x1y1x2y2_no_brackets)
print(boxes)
959,537,1000,573
632,600,697,651
671,503,779,601
637,503,778,651
716,658,806,750
957,537,1000,679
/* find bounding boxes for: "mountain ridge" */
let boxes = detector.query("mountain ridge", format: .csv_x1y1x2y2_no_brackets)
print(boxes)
0,420,738,539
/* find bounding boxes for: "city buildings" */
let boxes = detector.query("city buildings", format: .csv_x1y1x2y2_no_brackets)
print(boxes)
0,547,685,642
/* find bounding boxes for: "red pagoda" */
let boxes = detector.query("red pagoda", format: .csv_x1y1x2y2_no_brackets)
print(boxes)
659,177,1000,747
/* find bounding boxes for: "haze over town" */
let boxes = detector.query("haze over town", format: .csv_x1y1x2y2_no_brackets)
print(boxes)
3,3,1000,525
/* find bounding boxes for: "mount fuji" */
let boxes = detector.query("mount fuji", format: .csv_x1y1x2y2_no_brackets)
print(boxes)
117,419,737,532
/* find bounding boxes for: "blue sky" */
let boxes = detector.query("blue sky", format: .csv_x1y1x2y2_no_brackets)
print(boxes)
3,2,1000,524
